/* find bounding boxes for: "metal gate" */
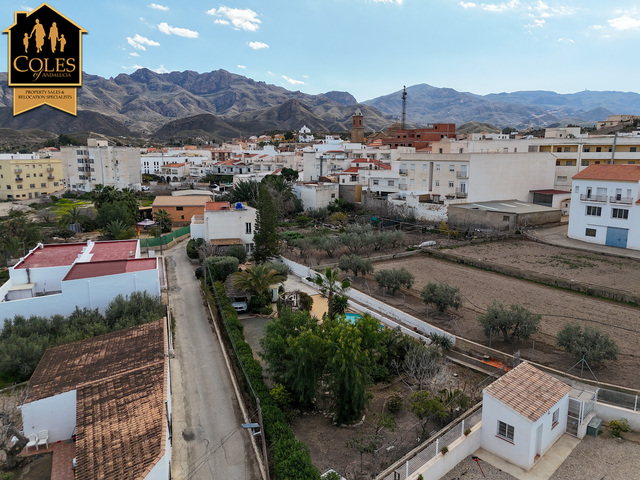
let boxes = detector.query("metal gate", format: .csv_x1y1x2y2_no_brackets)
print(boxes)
606,227,628,248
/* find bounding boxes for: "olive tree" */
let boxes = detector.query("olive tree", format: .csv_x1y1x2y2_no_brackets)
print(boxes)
478,302,541,343
557,323,619,366
420,281,463,313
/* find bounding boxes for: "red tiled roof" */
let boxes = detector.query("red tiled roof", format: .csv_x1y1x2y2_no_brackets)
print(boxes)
152,195,210,207
63,258,157,281
205,201,231,211
342,167,360,173
572,164,640,181
25,320,165,403
162,162,186,168
484,362,570,422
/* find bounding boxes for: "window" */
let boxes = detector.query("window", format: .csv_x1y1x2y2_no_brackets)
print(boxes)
459,148,464,153
435,180,440,187
449,165,455,172
574,186,579,193
331,193,336,198
497,421,514,442
557,176,567,182
503,215,509,222
596,147,602,152
585,228,597,237
631,147,637,152
586,206,601,216
581,160,589,166
552,409,559,428
17,185,22,189
448,181,454,188
176,206,184,211
30,183,35,188
180,215,184,220
566,160,574,166
435,164,440,171
41,183,46,187
439,148,443,154
245,222,252,234
564,147,570,152
612,208,629,219
372,179,379,185
583,147,590,153
410,164,415,170
388,180,394,186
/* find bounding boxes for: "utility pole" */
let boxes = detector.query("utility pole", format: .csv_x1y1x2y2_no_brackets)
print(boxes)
401,86,407,130
610,132,618,164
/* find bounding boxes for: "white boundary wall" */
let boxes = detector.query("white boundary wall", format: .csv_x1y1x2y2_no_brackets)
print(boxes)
279,257,454,345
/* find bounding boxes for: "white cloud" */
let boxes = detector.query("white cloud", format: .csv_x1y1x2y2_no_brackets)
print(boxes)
370,0,404,4
525,18,545,28
266,71,275,76
149,3,168,11
237,65,247,69
206,6,261,31
282,75,304,85
557,37,575,44
130,52,140,57
302,74,309,78
132,64,144,70
248,41,269,50
459,2,477,8
127,34,160,51
608,15,640,31
154,65,170,73
158,22,199,38
459,0,574,18
20,5,33,12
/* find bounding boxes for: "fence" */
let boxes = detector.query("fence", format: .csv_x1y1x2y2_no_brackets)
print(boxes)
597,388,640,412
378,405,483,480
140,225,190,248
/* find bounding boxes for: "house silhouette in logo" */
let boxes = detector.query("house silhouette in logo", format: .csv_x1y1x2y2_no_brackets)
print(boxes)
4,3,87,87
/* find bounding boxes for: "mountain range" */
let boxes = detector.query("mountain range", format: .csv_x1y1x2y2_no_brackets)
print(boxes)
1,69,640,142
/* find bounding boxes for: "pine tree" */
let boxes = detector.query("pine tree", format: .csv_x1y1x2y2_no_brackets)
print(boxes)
253,184,280,263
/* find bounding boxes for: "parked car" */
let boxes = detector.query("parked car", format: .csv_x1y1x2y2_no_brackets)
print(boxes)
195,266,203,279
231,297,248,313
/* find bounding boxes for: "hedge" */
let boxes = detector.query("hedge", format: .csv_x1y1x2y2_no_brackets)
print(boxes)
212,282,320,480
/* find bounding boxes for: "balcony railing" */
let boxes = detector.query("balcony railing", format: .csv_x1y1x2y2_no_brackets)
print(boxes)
47,166,54,172
48,174,55,180
456,171,468,179
14,168,22,174
399,169,408,175
455,190,468,198
580,194,607,202
15,176,23,182
609,196,634,205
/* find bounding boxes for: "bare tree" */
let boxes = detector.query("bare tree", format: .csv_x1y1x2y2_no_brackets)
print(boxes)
0,390,28,469
395,342,442,391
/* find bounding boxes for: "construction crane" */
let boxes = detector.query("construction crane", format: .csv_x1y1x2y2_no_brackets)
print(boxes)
401,85,407,129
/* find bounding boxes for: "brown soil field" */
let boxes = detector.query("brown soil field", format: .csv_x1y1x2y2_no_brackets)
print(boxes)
444,239,640,296
361,249,640,388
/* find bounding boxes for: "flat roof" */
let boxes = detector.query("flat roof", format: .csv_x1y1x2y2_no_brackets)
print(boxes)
88,240,138,262
14,240,139,270
152,195,211,207
530,189,571,195
63,258,157,281
450,200,560,214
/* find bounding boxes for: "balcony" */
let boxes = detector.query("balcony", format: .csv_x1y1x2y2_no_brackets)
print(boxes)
609,196,634,205
48,174,55,180
399,169,408,175
580,194,607,202
15,176,23,182
399,184,407,190
14,168,22,174
455,190,468,198
47,166,54,172
456,171,468,179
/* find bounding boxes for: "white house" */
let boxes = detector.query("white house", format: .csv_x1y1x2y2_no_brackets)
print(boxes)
0,240,161,325
299,125,314,143
294,182,339,211
567,164,640,250
481,362,571,471
21,319,171,480
190,201,257,253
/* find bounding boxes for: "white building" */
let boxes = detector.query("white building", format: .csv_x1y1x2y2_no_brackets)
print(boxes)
567,164,640,250
294,182,339,211
21,319,171,480
61,138,142,192
190,201,257,253
0,240,161,325
481,362,571,471
299,125,314,143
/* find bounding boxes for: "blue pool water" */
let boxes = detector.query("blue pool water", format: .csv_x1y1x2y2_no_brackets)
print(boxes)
344,313,362,323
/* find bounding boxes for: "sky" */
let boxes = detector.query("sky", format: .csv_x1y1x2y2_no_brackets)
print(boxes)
2,1,640,102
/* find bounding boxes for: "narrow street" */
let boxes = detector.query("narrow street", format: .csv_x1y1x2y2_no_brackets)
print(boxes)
165,239,261,480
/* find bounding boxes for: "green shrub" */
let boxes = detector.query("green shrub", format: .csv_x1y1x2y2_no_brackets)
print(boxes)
609,418,630,438
385,390,403,414
204,256,239,282
225,244,248,264
428,332,454,351
186,238,204,259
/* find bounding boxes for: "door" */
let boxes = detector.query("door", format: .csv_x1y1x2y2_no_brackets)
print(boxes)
535,424,544,459
606,227,628,248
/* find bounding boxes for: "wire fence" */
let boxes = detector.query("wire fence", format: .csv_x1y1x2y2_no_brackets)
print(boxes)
379,406,483,480
597,388,640,412
140,225,191,248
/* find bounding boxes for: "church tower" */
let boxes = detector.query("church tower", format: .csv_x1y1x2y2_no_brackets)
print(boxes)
351,108,364,143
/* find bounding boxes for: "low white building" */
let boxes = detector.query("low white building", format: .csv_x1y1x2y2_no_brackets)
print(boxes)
481,362,571,471
299,125,314,143
568,164,640,250
295,182,339,211
21,319,171,480
190,201,257,253
0,240,161,325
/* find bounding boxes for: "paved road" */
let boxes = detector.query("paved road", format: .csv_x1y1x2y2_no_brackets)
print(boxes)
166,240,260,480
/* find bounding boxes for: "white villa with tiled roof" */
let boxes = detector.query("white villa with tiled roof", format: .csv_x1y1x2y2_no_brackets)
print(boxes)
481,362,571,471
568,164,640,250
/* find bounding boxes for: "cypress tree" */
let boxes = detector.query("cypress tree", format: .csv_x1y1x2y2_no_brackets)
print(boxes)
253,184,280,263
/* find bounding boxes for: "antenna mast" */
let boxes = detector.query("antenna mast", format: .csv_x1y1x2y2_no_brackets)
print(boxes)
401,85,407,129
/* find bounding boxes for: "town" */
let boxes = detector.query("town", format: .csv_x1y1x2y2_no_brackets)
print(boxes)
0,110,639,480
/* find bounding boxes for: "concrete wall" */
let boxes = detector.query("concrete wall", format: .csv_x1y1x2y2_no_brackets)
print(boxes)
447,207,561,233
204,206,257,249
409,424,482,480
10,264,72,293
21,390,77,442
595,402,640,431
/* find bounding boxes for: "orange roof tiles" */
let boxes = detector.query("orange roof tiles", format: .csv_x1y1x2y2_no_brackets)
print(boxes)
152,195,211,207
485,362,570,422
63,258,157,281
572,164,640,182
89,240,138,262
162,162,187,168
14,243,85,269
205,201,231,211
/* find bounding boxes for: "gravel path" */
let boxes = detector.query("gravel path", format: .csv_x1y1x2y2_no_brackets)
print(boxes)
444,455,517,479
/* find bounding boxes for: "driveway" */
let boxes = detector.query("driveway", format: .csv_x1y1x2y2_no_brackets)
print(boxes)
165,239,261,480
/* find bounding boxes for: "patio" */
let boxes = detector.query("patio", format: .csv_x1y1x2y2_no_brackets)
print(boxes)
21,439,75,480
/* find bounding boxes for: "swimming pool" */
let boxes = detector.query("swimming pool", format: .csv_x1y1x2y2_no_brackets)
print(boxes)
344,312,362,323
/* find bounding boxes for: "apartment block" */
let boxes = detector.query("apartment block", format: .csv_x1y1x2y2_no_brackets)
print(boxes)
0,153,64,200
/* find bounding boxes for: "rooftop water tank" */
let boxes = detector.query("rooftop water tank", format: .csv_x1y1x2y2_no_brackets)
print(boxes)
235,202,243,209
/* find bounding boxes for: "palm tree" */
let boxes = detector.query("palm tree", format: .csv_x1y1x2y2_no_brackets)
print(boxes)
310,267,351,319
233,264,286,297
153,209,172,233
60,206,82,226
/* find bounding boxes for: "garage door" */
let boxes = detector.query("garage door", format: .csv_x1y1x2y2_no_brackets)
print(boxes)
605,227,628,248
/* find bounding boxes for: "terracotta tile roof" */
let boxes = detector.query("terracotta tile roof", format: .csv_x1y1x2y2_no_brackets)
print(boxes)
14,243,85,269
162,162,187,168
342,167,360,173
74,362,166,480
89,240,139,262
152,195,211,207
25,320,165,403
572,164,640,182
211,238,242,245
205,201,231,211
63,258,158,281
484,362,570,422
